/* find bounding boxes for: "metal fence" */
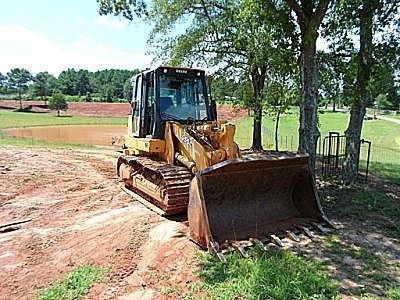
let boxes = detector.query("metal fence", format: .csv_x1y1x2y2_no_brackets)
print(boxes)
261,128,399,180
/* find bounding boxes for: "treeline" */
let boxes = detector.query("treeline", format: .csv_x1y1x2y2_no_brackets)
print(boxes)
210,63,400,112
0,68,141,103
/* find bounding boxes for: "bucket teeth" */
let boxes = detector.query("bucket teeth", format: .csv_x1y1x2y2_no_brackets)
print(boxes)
286,230,300,242
299,226,314,238
249,238,267,251
231,242,249,258
209,241,227,263
270,234,284,247
311,222,329,234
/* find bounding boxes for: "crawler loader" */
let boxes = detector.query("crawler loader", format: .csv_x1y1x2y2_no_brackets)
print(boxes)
117,66,331,254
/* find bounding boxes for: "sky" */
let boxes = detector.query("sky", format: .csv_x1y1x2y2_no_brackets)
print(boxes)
0,0,153,76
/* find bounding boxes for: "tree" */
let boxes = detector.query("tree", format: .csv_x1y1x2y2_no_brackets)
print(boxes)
32,71,57,104
98,0,297,151
57,68,78,96
370,63,399,110
97,0,147,19
0,72,6,93
324,0,399,183
284,0,332,173
264,77,297,151
123,77,133,101
90,69,138,101
318,51,347,111
6,68,33,109
76,69,92,96
48,92,68,116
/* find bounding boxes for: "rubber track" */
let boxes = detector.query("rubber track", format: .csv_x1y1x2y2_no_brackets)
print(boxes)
119,155,193,215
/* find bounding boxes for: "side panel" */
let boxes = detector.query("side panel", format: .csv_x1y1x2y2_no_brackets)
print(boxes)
124,135,165,153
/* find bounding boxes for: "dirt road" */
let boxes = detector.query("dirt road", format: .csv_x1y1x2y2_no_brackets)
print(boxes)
0,147,197,299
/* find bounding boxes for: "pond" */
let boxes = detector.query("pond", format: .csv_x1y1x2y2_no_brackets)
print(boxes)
5,125,127,146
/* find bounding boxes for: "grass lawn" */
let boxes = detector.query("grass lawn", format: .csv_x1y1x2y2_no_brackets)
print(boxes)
0,110,125,129
234,109,400,184
382,114,400,119
192,249,338,300
234,109,400,151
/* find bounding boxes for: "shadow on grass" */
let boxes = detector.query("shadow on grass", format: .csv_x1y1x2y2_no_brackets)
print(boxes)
55,115,73,118
14,107,47,113
189,177,399,299
316,179,400,298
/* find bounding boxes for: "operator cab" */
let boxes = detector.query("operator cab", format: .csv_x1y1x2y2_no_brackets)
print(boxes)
130,66,217,139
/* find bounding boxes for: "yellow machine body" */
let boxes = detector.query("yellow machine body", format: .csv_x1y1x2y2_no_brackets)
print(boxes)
117,66,330,252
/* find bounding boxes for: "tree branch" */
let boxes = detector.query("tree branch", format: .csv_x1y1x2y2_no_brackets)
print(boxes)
285,0,306,28
312,0,331,27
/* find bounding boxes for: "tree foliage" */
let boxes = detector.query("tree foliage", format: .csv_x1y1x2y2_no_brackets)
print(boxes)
6,68,33,108
97,0,147,20
48,92,68,116
0,68,139,103
31,71,57,103
55,68,139,101
146,0,298,150
0,72,6,91
322,0,400,183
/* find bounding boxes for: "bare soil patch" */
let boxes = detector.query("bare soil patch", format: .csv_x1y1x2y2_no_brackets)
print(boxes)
0,100,249,120
0,147,197,299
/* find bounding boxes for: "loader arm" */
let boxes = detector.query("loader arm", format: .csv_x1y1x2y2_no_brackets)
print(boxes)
162,121,240,173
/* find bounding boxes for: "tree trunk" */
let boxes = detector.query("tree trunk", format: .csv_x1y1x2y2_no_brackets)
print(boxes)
250,66,266,151
342,0,374,184
343,103,366,182
252,100,263,150
57,110,60,117
285,0,329,176
298,40,320,173
332,99,336,112
275,109,281,151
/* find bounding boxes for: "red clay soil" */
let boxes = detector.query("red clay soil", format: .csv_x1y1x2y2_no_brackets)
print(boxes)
0,147,198,299
0,100,247,299
0,100,249,120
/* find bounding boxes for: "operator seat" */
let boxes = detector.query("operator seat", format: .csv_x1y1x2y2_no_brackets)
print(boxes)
160,96,173,111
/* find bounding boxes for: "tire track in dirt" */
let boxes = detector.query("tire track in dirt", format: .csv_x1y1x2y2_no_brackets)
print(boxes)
0,147,197,299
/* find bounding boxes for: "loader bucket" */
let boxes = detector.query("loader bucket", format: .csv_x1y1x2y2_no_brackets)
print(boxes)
188,153,329,250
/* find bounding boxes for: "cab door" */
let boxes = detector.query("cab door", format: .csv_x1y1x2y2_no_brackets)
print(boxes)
131,74,142,137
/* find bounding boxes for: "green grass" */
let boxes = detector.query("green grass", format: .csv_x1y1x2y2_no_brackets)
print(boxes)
385,114,400,119
334,187,400,220
329,186,400,238
0,130,97,148
387,287,400,299
234,109,400,182
0,110,125,129
194,247,338,300
37,265,106,300
0,110,125,147
234,109,399,151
